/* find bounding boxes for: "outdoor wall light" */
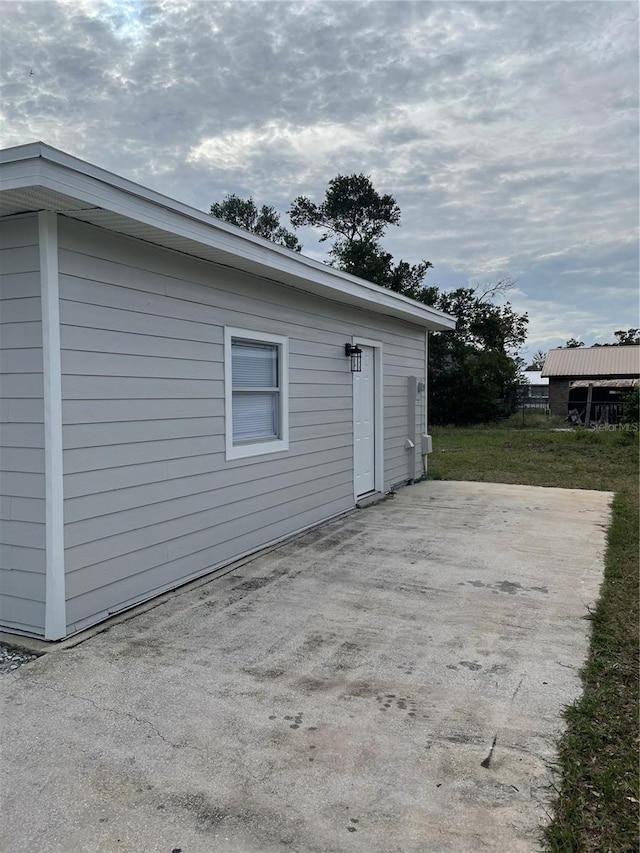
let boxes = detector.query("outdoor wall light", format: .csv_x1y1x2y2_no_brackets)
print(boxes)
345,343,363,372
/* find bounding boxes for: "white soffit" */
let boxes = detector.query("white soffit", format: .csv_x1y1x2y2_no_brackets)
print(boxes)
0,143,456,331
0,186,98,217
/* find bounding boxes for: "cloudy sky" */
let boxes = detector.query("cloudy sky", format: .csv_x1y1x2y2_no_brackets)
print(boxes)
1,0,638,356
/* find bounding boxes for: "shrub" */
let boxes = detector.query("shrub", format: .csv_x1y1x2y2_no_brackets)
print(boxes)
622,387,639,426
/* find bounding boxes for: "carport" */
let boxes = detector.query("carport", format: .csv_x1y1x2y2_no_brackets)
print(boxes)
0,480,611,853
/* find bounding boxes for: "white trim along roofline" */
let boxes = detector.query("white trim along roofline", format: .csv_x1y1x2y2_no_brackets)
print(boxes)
0,142,456,331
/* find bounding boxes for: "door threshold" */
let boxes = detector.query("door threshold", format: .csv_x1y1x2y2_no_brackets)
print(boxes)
356,491,387,509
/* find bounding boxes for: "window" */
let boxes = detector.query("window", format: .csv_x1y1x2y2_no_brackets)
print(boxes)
224,327,289,460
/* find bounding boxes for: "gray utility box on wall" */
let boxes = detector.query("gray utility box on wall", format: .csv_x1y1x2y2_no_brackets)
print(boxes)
421,434,433,454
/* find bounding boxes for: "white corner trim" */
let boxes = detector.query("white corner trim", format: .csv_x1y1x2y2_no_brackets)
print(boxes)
39,211,66,640
352,337,384,499
224,326,290,461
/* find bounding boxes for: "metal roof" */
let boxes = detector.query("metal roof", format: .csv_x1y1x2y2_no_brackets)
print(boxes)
0,142,456,332
542,346,640,378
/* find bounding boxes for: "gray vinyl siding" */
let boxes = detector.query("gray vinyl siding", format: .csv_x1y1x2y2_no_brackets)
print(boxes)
57,217,426,634
0,214,46,636
383,345,426,486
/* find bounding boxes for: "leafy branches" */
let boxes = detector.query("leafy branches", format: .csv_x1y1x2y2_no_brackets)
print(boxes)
433,280,527,353
289,173,432,297
427,281,528,425
289,173,400,245
210,194,301,251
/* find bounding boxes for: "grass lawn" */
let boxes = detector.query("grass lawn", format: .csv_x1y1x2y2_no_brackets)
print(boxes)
428,425,639,853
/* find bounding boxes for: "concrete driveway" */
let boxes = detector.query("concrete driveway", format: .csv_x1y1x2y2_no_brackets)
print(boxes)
0,480,611,853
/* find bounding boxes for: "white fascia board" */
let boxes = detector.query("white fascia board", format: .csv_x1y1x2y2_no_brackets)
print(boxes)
0,141,49,164
1,144,457,331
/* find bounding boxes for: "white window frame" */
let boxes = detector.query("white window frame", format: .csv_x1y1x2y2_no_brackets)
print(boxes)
224,327,289,460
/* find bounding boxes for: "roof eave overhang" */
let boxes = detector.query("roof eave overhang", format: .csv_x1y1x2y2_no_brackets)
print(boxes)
0,143,456,332
570,378,639,388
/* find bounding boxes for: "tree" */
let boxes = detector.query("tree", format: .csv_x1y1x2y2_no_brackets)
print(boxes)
220,175,528,425
426,281,528,425
290,175,526,424
332,238,434,298
613,328,640,345
289,174,431,294
593,329,640,346
565,338,585,348
289,173,401,246
429,342,522,425
429,281,527,352
210,194,301,251
526,349,547,371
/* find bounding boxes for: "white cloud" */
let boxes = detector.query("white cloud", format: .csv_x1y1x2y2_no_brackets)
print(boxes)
0,0,636,350
188,121,370,176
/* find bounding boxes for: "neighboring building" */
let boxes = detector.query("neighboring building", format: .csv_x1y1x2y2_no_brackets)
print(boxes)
0,143,455,640
522,369,549,410
542,346,640,422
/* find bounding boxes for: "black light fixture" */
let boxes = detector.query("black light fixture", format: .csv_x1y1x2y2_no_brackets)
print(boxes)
345,343,363,372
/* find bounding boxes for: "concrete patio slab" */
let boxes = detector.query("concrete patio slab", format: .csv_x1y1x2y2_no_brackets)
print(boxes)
0,480,611,853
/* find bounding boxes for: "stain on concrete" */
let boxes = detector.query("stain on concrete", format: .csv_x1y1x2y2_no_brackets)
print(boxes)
243,666,285,681
329,640,364,672
460,579,549,596
480,735,498,768
493,581,523,594
443,732,484,745
301,632,334,651
375,693,418,718
459,660,482,671
168,792,227,831
117,638,166,658
296,676,330,694
233,576,271,592
339,680,376,699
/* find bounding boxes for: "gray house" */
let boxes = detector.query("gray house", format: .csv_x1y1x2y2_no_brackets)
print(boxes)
0,143,455,641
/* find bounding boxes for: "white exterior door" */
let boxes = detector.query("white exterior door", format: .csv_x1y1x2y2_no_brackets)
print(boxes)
353,344,376,497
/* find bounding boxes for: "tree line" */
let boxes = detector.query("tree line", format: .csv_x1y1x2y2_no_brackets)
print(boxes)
210,175,527,425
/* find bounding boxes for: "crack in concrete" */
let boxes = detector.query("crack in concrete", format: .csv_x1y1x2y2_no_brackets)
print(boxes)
20,676,180,748
511,677,524,702
21,677,307,850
